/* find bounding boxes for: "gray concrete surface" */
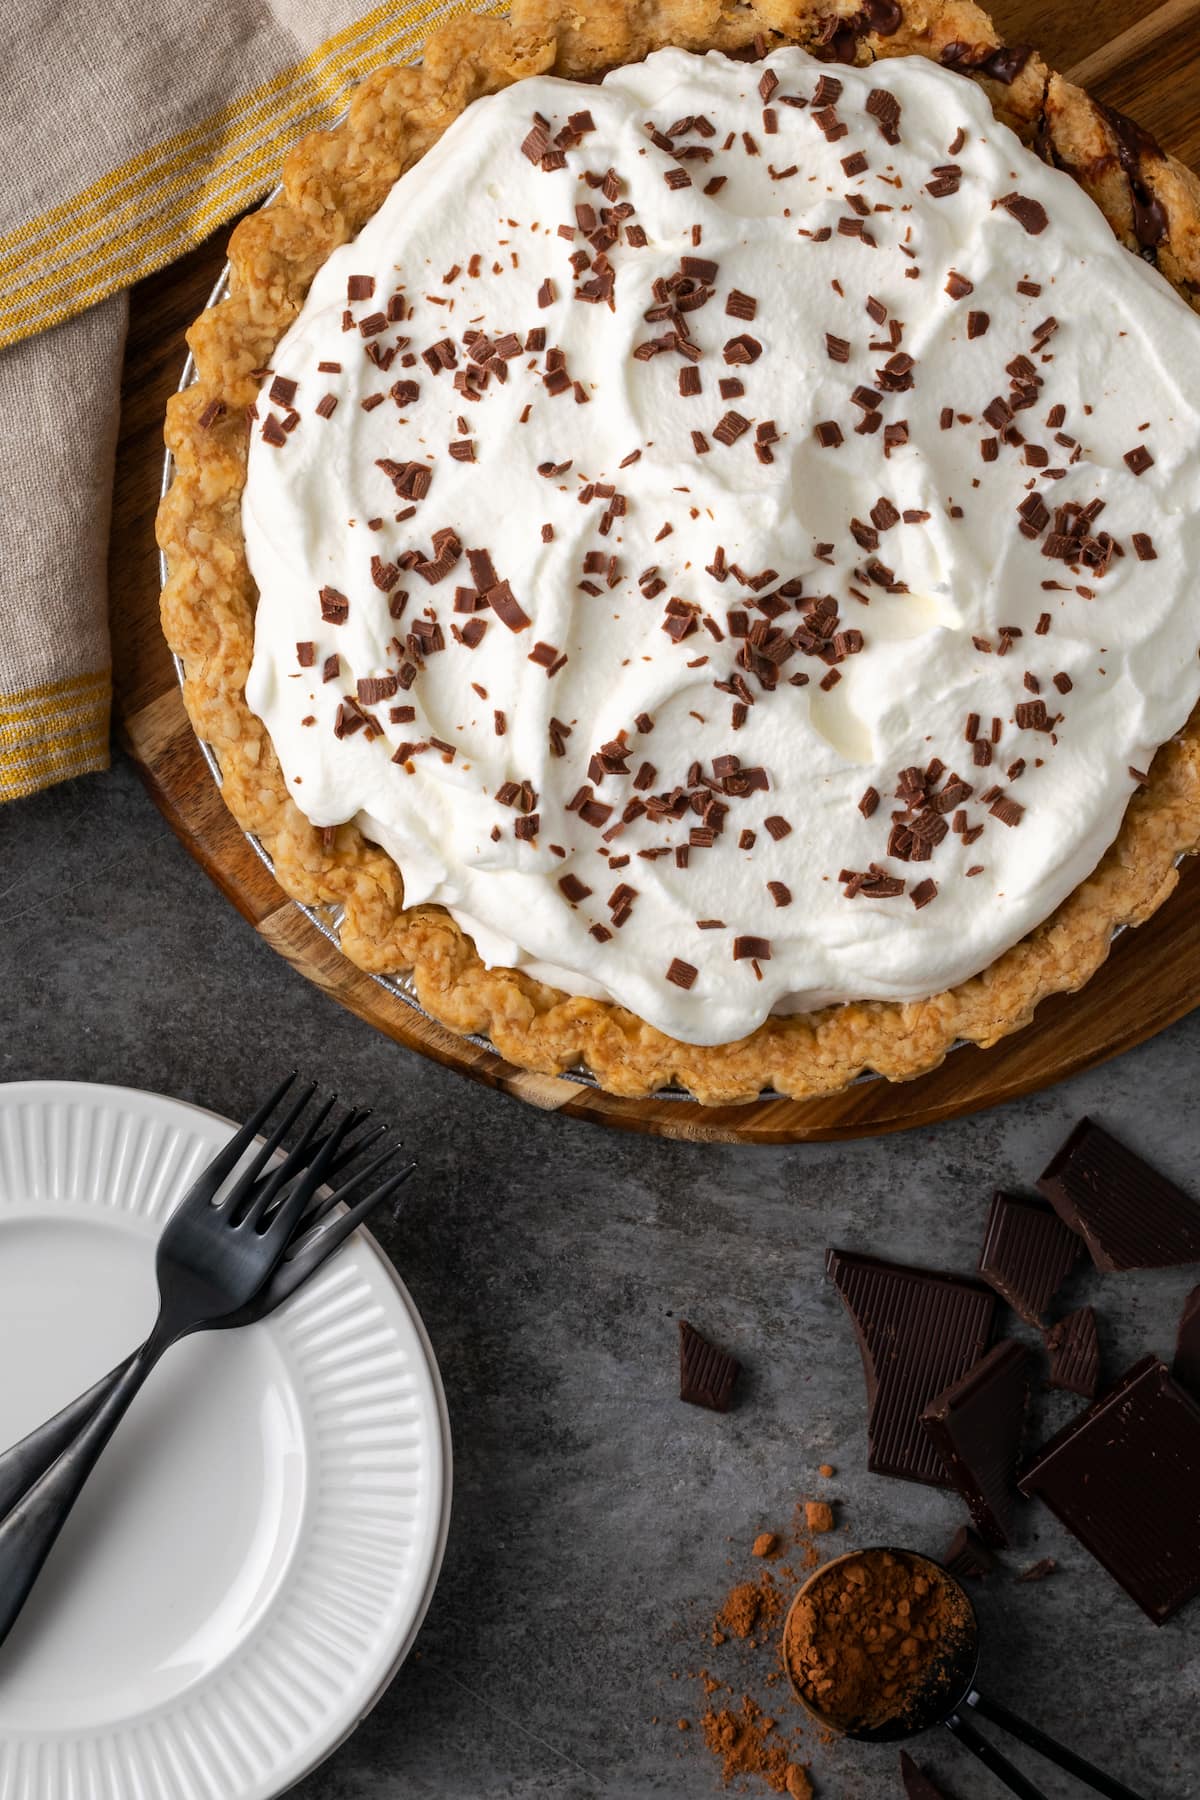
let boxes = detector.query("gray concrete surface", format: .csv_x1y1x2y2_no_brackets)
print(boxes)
1,754,1197,1800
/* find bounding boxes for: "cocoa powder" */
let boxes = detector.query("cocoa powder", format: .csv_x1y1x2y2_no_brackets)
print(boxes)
714,1573,788,1645
700,1696,814,1797
783,1550,974,1734
686,1486,842,1795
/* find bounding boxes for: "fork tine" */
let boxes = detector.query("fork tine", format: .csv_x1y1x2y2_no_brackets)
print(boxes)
251,1105,364,1248
250,1096,363,1228
321,1114,380,1182
189,1072,297,1205
242,1106,357,1237
239,1092,334,1228
272,1162,416,1300
240,1110,375,1230
224,1079,319,1208
290,1120,388,1237
314,1139,408,1209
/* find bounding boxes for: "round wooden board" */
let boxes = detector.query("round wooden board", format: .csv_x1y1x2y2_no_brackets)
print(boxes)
110,0,1200,1143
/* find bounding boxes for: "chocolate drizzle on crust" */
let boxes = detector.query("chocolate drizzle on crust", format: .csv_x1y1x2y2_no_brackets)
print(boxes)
1098,103,1169,250
940,40,1032,86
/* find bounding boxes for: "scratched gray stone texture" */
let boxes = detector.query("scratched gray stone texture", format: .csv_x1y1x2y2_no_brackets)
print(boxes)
1,755,1197,1800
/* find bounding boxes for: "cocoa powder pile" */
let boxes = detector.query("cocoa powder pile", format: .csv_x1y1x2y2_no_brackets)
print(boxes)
783,1550,974,1734
683,1480,840,1795
700,1696,813,1798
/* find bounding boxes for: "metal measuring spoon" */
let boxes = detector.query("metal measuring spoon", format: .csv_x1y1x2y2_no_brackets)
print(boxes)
781,1547,1148,1800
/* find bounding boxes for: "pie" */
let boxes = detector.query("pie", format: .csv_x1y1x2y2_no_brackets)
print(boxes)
158,0,1200,1104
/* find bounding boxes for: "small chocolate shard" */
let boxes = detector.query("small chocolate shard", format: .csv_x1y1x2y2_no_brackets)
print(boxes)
826,1250,996,1488
1173,1285,1200,1401
1044,1306,1100,1398
1037,1118,1200,1270
977,1191,1082,1326
995,191,1049,235
942,1524,998,1582
1020,1356,1200,1623
679,1320,741,1412
900,1752,960,1800
922,1341,1032,1546
1016,1557,1057,1583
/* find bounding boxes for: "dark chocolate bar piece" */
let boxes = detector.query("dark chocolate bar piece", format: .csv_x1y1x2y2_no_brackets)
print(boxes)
678,1320,740,1412
977,1191,1081,1325
1037,1119,1200,1270
1044,1306,1100,1398
942,1524,998,1582
923,1341,1032,1546
1020,1355,1200,1623
1173,1285,1200,1402
826,1250,996,1488
900,1750,959,1799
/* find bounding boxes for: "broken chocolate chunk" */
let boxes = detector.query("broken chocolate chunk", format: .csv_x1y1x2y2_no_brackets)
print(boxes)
1037,1118,1200,1270
942,1524,998,1582
1044,1306,1100,1398
1020,1356,1200,1623
826,1250,996,1488
679,1320,741,1412
977,1191,1081,1326
922,1341,1032,1546
900,1751,960,1800
1173,1285,1200,1402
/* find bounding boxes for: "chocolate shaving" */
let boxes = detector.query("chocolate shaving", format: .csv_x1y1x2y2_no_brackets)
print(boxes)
995,191,1049,235
486,580,531,632
713,411,751,446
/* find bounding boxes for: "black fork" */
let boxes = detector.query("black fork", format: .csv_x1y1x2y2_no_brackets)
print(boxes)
0,1116,412,1517
0,1075,408,1651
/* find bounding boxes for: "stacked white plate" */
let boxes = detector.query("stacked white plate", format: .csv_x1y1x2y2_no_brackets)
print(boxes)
0,1081,451,1799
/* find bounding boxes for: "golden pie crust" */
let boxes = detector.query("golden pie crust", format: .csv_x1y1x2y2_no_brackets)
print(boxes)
158,0,1200,1104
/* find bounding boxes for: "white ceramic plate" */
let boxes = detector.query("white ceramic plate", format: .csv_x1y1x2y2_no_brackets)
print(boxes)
0,1081,451,1799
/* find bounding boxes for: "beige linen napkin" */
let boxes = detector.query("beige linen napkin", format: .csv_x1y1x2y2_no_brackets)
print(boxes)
1,0,496,802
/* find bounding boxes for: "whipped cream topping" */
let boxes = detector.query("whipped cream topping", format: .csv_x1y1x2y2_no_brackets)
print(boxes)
243,46,1200,1047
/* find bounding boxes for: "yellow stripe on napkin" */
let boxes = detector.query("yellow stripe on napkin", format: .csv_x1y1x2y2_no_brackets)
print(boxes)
0,672,111,801
0,0,504,351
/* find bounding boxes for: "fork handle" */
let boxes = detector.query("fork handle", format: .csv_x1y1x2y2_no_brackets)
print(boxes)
0,1333,169,1654
0,1360,133,1518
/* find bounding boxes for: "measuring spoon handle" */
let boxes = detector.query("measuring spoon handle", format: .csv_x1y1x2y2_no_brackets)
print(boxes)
944,1711,1050,1800
968,1691,1151,1800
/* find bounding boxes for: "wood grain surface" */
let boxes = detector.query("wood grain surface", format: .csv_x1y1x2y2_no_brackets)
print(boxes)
109,0,1200,1143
